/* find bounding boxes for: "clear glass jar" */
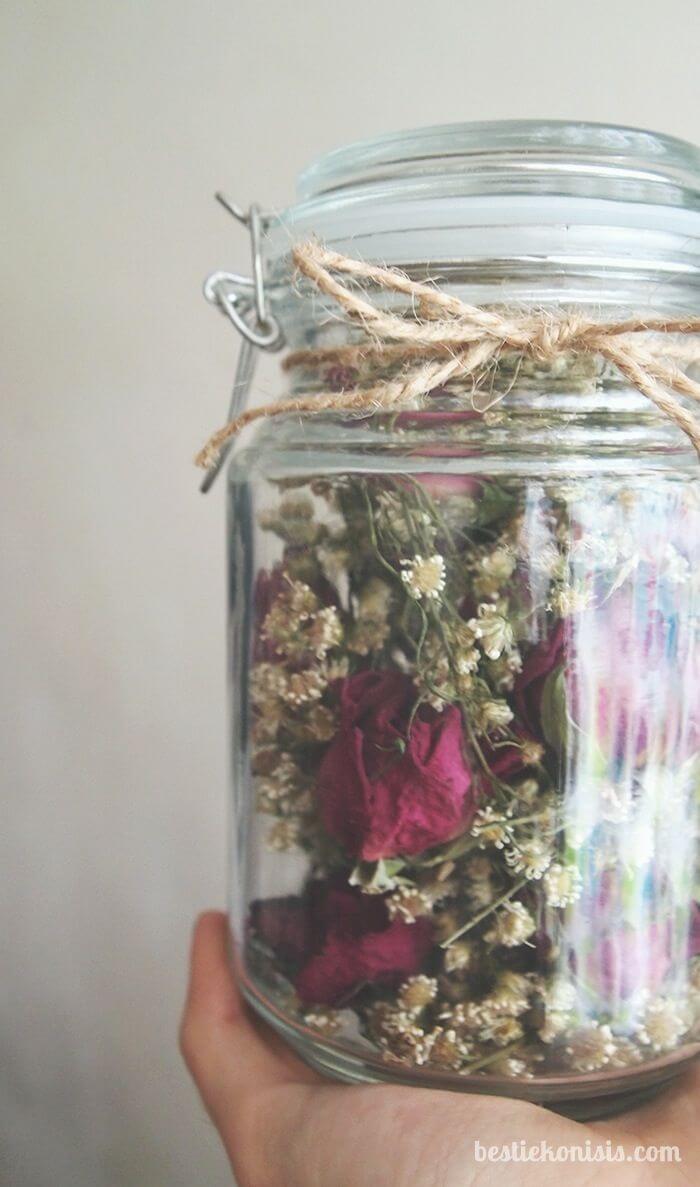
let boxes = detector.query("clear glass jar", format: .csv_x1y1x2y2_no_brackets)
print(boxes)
226,121,700,1118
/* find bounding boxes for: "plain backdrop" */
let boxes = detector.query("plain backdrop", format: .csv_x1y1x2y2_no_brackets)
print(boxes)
2,2,699,1183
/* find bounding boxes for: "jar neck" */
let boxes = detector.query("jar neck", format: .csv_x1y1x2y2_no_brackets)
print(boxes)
264,121,700,345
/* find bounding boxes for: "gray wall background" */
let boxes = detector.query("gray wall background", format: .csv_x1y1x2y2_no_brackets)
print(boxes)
2,2,698,1183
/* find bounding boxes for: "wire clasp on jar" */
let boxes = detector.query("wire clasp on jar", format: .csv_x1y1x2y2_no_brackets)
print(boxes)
201,197,284,492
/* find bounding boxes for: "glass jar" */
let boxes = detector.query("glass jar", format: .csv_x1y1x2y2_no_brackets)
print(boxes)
224,121,700,1118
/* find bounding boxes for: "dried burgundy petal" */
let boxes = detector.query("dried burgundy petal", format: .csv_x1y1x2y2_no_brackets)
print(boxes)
317,671,475,861
295,913,433,1005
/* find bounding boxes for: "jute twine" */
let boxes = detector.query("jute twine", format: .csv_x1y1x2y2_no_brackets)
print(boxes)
196,241,700,470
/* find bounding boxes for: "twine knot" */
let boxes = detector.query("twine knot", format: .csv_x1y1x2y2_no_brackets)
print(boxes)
524,314,590,361
196,241,700,471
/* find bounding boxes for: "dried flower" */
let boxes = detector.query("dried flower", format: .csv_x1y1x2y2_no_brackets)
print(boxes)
443,940,474,973
486,1054,534,1078
397,975,439,1013
480,1016,525,1047
484,901,536,948
543,862,582,907
309,606,344,658
564,1022,617,1072
400,553,447,601
504,838,552,880
470,806,511,849
521,740,545,766
426,1027,472,1069
373,1009,432,1066
251,662,288,707
486,650,523,691
318,670,477,861
303,1009,343,1036
249,477,700,1084
542,978,577,1014
468,603,514,660
488,972,534,1017
293,884,433,1005
474,698,514,733
635,997,689,1052
549,584,592,617
285,668,328,706
348,619,391,655
296,704,337,742
438,1001,483,1035
387,885,434,924
608,1038,644,1067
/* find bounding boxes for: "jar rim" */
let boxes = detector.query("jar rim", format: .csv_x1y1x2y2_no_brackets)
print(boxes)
296,119,700,208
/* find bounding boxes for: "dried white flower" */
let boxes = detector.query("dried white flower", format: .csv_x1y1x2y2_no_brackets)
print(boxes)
284,668,327,706
250,662,288,706
309,606,343,658
521,740,545,766
470,806,512,849
468,603,514,660
564,1022,617,1072
484,901,536,948
531,542,565,579
486,972,533,1017
504,838,552,880
443,940,474,973
303,1009,342,1036
635,996,689,1052
426,1027,473,1069
374,1009,432,1066
397,975,438,1013
549,585,592,617
543,862,583,907
479,1015,525,1047
386,885,433,923
438,1001,483,1034
486,1054,533,1078
608,1038,645,1068
400,554,447,601
475,698,514,733
481,546,517,582
357,576,393,620
542,977,578,1014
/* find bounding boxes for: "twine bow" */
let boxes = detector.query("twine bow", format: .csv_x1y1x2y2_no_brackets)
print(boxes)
196,241,700,470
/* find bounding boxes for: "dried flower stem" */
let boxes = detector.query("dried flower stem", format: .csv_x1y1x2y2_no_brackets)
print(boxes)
442,875,531,947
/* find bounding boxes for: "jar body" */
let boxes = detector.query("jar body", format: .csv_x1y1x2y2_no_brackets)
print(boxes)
228,410,700,1115
220,121,700,1115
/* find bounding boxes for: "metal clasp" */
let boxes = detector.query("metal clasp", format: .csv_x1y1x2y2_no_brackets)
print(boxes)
201,196,284,492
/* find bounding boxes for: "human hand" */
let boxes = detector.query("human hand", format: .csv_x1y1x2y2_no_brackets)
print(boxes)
181,912,699,1186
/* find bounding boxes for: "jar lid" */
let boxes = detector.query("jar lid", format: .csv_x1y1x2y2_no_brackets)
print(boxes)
266,120,700,280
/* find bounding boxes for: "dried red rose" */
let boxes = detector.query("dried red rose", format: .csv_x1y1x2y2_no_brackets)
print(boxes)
317,671,475,861
294,884,433,1005
250,880,433,1006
